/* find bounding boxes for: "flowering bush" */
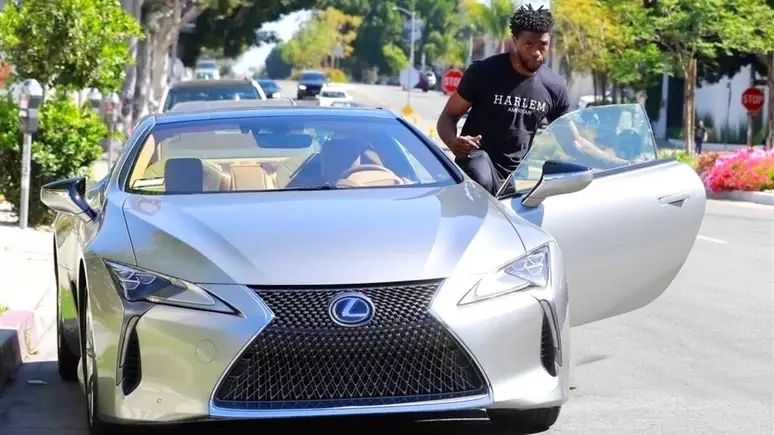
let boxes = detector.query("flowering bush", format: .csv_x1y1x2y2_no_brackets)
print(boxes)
695,152,722,175
703,149,774,192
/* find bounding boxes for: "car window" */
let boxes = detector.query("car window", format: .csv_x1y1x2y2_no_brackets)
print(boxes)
322,90,347,98
126,116,456,194
163,86,259,111
503,104,658,194
301,73,326,81
259,81,278,92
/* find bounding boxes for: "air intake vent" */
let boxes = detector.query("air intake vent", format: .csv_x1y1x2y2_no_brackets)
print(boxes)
541,314,557,377
121,329,142,395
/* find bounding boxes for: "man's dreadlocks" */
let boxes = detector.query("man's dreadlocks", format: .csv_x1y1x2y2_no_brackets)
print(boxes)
509,4,554,38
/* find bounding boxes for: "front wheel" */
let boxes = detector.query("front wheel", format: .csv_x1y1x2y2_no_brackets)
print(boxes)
488,407,561,433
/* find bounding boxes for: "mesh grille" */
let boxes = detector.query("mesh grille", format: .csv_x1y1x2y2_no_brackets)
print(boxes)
214,281,487,409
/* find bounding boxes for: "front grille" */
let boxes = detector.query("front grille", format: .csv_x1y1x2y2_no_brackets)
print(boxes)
214,280,487,410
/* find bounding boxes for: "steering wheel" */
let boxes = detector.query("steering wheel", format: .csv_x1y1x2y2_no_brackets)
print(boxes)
337,164,404,186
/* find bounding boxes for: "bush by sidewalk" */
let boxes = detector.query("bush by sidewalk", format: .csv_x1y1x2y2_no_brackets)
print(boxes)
0,94,105,226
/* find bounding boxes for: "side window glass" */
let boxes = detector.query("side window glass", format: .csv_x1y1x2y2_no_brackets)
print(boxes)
504,104,658,194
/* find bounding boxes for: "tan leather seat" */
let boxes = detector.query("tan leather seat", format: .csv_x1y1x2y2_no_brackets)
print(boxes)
164,158,231,193
319,139,402,187
229,163,278,191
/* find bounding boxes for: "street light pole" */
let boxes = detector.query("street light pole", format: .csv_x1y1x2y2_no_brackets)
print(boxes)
394,5,416,110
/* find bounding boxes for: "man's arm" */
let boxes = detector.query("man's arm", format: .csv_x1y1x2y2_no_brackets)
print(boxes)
438,93,471,148
437,63,482,157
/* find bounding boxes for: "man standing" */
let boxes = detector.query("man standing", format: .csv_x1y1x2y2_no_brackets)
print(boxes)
694,120,708,154
436,5,570,195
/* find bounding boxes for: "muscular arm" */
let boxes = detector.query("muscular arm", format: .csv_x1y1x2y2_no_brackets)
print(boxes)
437,93,471,148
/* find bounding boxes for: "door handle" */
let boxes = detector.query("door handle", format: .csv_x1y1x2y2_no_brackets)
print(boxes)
658,192,690,205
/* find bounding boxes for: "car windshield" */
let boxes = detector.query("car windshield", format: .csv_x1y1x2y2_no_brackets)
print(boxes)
301,73,325,81
258,81,278,92
322,90,346,98
163,85,258,111
126,115,456,194
500,104,659,195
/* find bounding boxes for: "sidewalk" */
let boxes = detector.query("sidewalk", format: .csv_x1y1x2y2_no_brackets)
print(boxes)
0,202,57,391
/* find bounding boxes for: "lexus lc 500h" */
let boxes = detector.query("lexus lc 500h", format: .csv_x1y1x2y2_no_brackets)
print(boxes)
43,104,705,434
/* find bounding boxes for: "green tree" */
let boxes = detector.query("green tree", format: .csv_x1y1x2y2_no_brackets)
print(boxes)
264,44,293,79
178,0,317,67
424,31,466,69
0,0,142,92
612,0,774,153
462,0,512,54
281,8,363,71
382,43,409,74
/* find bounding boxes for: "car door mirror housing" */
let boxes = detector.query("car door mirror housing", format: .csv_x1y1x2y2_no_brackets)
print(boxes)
521,161,594,208
40,177,98,222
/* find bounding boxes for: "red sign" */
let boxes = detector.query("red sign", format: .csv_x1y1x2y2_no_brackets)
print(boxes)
442,69,464,94
742,87,765,113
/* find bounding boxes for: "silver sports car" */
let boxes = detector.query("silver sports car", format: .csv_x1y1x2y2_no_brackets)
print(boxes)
42,104,705,434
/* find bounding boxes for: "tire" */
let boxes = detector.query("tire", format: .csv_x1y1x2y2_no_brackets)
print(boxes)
54,247,78,382
80,282,128,435
488,407,561,433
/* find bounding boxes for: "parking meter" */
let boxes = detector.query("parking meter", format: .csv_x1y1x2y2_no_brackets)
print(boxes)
102,92,120,124
18,79,44,230
19,79,43,134
88,89,103,112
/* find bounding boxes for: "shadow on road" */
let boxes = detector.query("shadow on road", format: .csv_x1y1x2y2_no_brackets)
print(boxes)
1,361,549,435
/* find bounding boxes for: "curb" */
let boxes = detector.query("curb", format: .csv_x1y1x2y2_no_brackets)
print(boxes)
0,310,37,393
707,190,774,206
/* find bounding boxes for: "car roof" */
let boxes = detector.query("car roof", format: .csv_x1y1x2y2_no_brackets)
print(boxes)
167,99,297,113
155,106,397,124
169,79,254,89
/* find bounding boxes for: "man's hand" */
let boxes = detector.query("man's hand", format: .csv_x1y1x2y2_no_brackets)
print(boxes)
449,135,482,158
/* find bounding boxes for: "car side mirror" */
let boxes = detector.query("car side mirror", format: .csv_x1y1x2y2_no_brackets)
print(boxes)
40,177,97,222
521,161,594,208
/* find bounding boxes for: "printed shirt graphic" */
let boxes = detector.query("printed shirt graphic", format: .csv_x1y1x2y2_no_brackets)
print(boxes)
457,53,570,178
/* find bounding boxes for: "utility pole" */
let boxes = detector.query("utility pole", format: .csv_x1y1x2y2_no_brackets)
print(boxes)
394,5,416,110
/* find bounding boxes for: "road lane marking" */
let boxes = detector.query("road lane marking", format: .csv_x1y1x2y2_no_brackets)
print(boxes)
697,235,728,244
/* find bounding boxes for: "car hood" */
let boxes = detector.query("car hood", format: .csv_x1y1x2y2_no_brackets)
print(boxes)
121,182,529,286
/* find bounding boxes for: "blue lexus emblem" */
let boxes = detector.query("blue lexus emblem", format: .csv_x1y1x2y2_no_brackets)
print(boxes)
329,292,375,326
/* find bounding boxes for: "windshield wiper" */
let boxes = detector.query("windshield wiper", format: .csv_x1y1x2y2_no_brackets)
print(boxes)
283,183,339,192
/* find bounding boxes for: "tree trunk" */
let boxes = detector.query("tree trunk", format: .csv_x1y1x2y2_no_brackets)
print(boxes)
133,29,154,122
767,51,774,150
121,0,142,129
683,58,697,154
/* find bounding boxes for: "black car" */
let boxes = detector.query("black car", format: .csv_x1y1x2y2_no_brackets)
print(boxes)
257,79,282,99
296,70,328,99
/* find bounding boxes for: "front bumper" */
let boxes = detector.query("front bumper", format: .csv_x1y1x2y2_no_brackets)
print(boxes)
93,266,569,424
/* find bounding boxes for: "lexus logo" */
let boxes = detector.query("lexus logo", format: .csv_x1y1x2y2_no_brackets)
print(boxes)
329,292,375,327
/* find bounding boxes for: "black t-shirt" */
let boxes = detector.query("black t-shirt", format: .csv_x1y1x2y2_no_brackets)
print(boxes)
457,53,570,178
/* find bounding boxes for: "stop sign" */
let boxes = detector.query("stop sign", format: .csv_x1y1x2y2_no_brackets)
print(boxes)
442,69,464,94
742,87,765,113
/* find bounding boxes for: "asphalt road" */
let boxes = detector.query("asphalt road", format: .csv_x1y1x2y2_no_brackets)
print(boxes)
1,198,771,435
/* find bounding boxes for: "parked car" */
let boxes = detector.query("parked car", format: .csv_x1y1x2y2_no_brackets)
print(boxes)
318,85,354,107
256,78,283,99
296,70,328,99
42,103,705,435
158,78,267,113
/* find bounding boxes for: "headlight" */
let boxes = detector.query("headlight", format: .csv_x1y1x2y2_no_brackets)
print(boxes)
459,245,550,305
298,84,307,90
105,261,235,314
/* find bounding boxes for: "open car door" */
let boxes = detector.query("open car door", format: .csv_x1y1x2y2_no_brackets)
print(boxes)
497,104,706,327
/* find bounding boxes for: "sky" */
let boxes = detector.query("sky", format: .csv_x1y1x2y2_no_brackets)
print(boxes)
232,10,312,75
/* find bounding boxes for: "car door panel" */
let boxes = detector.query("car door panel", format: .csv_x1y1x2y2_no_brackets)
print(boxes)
502,160,706,326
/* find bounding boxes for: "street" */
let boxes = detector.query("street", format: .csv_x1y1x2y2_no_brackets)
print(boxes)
0,199,771,435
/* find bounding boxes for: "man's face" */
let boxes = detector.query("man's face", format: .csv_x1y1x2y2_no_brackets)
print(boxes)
513,31,550,73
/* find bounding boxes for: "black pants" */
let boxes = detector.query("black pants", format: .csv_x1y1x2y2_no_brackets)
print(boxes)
455,150,504,196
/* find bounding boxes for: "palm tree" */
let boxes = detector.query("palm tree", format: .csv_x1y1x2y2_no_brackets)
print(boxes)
424,30,466,69
462,0,513,54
